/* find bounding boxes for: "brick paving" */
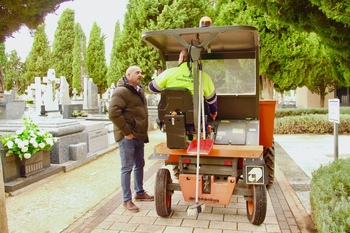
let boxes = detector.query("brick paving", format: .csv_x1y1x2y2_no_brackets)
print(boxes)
63,158,316,233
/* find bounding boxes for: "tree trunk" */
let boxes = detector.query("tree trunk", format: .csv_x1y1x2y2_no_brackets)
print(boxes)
280,90,285,103
0,66,4,94
320,94,325,107
261,75,274,99
0,158,9,233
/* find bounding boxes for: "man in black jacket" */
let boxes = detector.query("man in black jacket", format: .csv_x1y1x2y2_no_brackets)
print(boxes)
109,66,154,212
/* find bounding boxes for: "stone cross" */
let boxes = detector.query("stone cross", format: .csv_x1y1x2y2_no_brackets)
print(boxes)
72,88,78,101
25,86,34,100
30,77,46,115
42,69,59,111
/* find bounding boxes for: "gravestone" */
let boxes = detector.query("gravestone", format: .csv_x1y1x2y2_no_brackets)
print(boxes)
59,76,70,106
42,69,59,110
72,88,78,101
109,83,115,99
83,77,99,114
62,104,83,119
0,91,25,120
71,87,84,108
25,86,34,101
30,77,46,116
0,118,88,164
79,121,108,154
83,76,88,109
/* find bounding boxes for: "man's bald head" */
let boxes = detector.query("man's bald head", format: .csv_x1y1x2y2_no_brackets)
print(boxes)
178,49,188,65
125,66,142,89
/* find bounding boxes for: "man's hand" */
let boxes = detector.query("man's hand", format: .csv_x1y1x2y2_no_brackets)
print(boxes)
125,133,134,139
210,112,217,120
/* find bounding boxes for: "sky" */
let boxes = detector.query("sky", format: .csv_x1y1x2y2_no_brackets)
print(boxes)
4,0,128,64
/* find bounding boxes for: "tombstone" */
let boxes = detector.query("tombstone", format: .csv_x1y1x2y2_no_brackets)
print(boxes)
59,76,70,106
40,69,62,117
83,77,99,114
79,121,108,154
88,79,99,109
42,69,60,112
83,76,88,109
109,83,115,99
25,86,34,100
0,118,88,164
147,93,160,106
0,91,25,120
72,88,78,101
30,77,46,116
101,88,110,100
62,104,83,119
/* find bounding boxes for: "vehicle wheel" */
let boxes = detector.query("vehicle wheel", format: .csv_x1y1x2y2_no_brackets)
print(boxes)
155,168,172,217
246,185,267,225
263,140,275,188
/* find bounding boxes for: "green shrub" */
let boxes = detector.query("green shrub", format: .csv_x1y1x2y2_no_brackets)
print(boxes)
274,114,350,134
275,106,350,118
274,107,350,134
310,158,350,233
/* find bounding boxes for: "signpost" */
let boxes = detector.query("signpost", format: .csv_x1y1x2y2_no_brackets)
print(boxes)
328,99,340,161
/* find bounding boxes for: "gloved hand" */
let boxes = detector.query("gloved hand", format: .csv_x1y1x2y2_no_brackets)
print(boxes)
210,112,217,120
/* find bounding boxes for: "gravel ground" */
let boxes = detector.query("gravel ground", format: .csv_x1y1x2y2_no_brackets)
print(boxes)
5,130,162,233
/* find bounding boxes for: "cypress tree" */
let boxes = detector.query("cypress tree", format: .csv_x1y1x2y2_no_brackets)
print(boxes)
115,0,210,85
51,8,75,87
107,21,122,87
86,22,108,94
0,43,6,68
0,42,6,93
72,23,87,94
24,23,51,86
4,50,25,93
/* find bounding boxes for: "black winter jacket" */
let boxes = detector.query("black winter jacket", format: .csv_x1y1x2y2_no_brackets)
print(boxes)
108,77,148,142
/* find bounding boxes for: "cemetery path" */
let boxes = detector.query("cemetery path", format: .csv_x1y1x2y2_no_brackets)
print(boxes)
5,130,163,233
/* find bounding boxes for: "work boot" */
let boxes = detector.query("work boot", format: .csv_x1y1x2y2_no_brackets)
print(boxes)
123,200,139,212
134,191,154,202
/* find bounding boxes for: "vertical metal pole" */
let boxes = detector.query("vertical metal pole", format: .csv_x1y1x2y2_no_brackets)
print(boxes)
190,46,201,135
334,122,338,161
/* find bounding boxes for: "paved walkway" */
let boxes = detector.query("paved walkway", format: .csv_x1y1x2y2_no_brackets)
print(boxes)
61,133,334,233
8,131,347,232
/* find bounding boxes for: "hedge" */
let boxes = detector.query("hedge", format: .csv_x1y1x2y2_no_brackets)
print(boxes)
274,107,350,134
310,159,350,233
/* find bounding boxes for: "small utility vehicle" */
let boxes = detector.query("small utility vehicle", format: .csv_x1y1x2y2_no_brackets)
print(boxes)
142,21,276,225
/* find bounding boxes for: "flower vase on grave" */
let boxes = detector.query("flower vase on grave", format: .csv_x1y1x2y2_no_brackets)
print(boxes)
15,150,50,177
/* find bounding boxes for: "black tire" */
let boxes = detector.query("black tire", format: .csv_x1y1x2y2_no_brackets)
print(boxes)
263,140,275,188
155,168,172,217
246,185,267,225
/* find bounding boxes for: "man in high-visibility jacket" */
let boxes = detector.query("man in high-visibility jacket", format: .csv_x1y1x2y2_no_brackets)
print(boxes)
148,49,218,120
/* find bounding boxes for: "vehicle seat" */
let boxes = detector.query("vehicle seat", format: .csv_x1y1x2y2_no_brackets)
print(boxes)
157,88,194,149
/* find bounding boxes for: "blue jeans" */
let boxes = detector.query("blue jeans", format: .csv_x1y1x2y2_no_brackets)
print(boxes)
118,137,145,202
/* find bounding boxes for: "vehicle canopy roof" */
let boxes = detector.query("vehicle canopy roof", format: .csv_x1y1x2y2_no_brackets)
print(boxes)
141,25,260,62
